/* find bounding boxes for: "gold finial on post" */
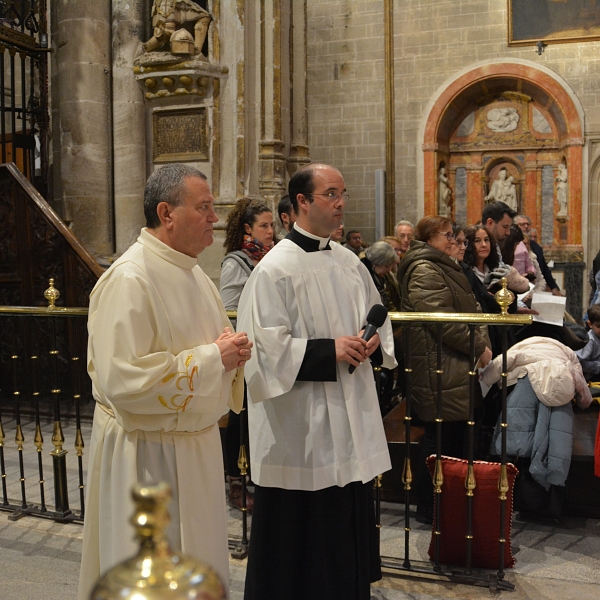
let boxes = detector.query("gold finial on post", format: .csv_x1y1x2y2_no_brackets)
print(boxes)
237,444,248,477
494,277,514,316
44,278,60,309
433,458,444,494
15,423,24,451
75,428,84,457
402,457,413,491
50,421,65,455
90,482,226,600
34,423,44,452
465,464,476,497
498,464,509,501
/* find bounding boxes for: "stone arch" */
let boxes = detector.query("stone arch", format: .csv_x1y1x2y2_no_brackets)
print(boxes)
420,60,584,248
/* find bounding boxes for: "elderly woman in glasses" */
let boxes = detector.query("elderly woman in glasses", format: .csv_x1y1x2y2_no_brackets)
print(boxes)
398,215,492,524
361,240,401,312
449,222,467,263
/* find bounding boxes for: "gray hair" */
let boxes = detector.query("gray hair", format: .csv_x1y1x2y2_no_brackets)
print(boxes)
514,214,531,225
395,219,413,230
144,164,208,228
365,241,397,267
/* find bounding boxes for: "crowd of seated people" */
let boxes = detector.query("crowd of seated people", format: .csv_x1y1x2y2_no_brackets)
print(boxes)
221,194,597,522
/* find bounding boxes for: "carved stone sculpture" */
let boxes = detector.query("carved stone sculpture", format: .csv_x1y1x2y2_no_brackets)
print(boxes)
143,0,212,57
438,167,452,218
556,164,568,218
487,107,519,133
485,167,508,204
504,175,518,212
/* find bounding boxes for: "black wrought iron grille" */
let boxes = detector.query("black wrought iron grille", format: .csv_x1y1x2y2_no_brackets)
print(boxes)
0,1,49,198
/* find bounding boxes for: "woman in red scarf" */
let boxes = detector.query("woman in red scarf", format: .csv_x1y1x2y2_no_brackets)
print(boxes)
220,198,274,510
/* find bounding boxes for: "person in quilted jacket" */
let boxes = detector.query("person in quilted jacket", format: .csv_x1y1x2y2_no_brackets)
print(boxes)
398,215,492,523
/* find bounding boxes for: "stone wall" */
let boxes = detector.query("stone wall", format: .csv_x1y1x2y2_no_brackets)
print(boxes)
306,0,600,256
307,0,385,243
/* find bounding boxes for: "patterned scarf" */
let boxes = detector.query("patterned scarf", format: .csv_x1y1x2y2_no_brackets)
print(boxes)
242,235,273,262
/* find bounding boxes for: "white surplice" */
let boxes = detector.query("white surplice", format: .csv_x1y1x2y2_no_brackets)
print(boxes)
237,231,396,492
78,229,243,600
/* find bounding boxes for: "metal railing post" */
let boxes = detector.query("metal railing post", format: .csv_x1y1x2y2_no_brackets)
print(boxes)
46,281,71,520
402,324,413,569
464,325,477,575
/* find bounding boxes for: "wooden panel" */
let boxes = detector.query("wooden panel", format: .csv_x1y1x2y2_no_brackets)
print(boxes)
0,162,103,307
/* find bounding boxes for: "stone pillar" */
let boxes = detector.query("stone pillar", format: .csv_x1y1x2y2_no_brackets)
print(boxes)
466,165,481,226
112,0,147,253
287,0,309,176
51,1,114,257
259,0,287,208
422,146,436,215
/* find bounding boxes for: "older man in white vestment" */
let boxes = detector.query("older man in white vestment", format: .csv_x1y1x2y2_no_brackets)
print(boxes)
238,163,397,600
78,164,252,599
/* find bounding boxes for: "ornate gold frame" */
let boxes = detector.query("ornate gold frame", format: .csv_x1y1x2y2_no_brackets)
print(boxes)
508,0,600,46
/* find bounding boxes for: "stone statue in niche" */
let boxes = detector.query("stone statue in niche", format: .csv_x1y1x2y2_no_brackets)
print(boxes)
485,167,509,204
143,0,212,57
438,167,453,218
505,176,518,212
556,164,568,219
486,107,519,133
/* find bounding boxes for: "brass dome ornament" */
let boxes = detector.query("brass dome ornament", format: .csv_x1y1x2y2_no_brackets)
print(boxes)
89,482,226,600
44,278,60,309
494,277,514,316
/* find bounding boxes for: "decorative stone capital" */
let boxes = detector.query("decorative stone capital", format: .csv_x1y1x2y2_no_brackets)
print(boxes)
259,139,286,160
287,144,311,175
133,55,228,100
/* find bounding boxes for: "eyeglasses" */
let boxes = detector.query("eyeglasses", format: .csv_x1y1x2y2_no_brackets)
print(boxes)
308,191,350,202
455,239,468,248
434,231,455,241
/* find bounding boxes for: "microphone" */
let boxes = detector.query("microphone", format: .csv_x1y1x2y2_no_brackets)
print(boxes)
348,304,388,374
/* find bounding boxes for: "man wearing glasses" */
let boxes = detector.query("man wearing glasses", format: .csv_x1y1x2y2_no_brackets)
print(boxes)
238,163,397,600
395,219,414,259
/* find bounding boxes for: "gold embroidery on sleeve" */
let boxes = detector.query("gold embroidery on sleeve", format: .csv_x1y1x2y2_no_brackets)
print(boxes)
158,393,193,413
158,354,197,412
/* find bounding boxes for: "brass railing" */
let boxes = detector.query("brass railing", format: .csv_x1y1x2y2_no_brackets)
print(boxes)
0,280,89,523
1,283,533,589
381,309,531,591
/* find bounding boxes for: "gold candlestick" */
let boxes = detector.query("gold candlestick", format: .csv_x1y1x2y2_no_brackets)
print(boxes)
90,482,226,599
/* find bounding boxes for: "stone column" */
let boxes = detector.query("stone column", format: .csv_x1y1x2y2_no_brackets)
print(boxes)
259,0,287,208
51,1,114,257
288,0,310,176
112,0,147,254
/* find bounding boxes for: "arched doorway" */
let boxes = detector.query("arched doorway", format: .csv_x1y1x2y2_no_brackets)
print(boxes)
422,62,584,253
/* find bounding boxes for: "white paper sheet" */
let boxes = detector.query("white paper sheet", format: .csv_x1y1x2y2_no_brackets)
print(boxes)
531,291,566,327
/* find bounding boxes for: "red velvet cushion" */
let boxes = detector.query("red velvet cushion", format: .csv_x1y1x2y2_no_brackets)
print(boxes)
426,455,518,569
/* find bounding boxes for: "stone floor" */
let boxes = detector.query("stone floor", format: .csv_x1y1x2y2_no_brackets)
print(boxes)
1,415,600,599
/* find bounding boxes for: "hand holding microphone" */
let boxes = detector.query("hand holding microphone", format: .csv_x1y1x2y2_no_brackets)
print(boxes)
348,304,388,374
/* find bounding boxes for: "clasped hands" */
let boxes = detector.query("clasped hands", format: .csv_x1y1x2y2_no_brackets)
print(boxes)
335,331,380,368
216,327,253,372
